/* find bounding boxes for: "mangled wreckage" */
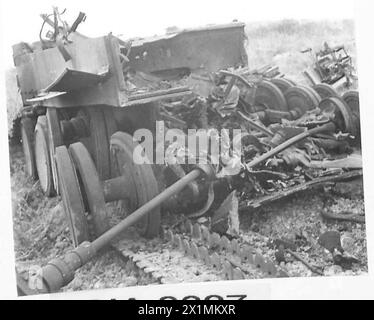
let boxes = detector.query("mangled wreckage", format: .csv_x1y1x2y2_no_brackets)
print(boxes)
302,42,357,88
13,8,362,294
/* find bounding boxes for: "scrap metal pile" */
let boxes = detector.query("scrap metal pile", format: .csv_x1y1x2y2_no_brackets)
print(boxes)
13,8,362,294
153,66,362,224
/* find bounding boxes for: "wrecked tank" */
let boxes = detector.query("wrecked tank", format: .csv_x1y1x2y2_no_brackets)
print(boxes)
14,8,362,294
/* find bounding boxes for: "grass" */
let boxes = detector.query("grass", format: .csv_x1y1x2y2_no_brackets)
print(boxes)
245,19,357,83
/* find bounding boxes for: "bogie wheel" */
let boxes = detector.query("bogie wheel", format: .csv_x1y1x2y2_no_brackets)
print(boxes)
84,107,111,180
55,145,90,247
34,116,55,196
270,78,294,94
20,117,37,179
254,80,288,111
282,77,297,86
284,85,319,117
319,96,356,137
301,85,322,105
69,142,109,237
46,108,64,195
313,83,339,99
342,90,360,138
110,132,161,238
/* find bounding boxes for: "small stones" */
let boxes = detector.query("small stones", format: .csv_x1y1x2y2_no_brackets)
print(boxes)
132,254,142,262
71,277,83,290
121,249,134,258
324,265,343,276
123,276,138,287
341,233,355,255
93,280,104,289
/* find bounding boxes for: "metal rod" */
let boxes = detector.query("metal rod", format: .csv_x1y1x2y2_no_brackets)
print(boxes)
246,122,336,169
237,110,274,137
92,168,202,251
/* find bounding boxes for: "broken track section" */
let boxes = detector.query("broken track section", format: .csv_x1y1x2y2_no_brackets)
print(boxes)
112,218,289,285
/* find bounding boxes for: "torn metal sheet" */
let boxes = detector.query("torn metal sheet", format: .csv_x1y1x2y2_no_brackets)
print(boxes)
44,67,109,92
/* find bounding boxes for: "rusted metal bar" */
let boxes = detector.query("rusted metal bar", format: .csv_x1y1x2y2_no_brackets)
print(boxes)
246,122,336,169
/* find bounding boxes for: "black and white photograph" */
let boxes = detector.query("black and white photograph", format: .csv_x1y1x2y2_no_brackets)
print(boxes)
0,0,373,300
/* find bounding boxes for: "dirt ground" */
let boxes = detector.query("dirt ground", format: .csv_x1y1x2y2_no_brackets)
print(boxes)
240,186,367,277
8,19,367,294
10,142,367,293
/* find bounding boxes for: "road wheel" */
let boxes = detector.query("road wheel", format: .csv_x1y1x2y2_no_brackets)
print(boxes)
110,131,161,238
284,85,319,116
342,90,360,140
271,78,294,94
56,145,90,246
319,96,356,137
69,142,110,237
313,83,339,99
255,80,288,111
